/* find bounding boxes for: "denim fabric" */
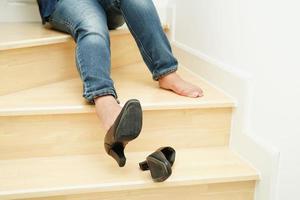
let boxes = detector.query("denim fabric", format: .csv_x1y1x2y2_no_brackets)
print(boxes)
37,0,58,24
48,0,178,103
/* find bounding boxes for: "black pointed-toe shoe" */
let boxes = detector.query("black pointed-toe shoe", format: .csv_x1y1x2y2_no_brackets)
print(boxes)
139,147,176,182
104,99,143,167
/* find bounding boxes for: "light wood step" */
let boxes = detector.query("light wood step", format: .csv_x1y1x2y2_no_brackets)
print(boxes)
0,109,232,159
0,63,234,159
0,22,72,51
34,182,256,200
0,147,258,200
0,22,168,50
0,23,167,95
0,62,234,116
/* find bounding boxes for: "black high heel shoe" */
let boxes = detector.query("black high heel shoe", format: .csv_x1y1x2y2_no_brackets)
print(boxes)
139,147,176,182
104,99,143,167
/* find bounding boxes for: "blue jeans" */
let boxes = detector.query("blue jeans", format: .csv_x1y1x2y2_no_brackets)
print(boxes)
48,0,178,103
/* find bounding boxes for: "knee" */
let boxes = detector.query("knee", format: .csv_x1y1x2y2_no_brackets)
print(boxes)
74,24,109,44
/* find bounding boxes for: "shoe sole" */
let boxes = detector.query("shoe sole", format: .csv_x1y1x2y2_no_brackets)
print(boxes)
147,156,172,182
115,99,143,142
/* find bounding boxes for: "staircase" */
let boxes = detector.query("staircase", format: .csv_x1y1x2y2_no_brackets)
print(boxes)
0,22,259,200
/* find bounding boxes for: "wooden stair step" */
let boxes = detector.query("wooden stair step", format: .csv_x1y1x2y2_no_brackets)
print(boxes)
0,62,234,116
0,108,232,159
0,22,71,51
0,147,258,200
0,22,168,50
0,63,234,159
0,23,170,95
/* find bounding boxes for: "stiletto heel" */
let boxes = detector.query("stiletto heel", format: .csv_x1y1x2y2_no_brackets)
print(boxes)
104,99,143,167
139,147,176,182
110,143,126,167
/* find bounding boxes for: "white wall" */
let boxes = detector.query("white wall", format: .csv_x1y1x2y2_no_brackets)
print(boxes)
0,0,170,23
173,0,300,199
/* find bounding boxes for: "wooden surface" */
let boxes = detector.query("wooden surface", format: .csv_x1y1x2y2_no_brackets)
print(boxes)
32,181,256,200
0,63,234,116
0,22,257,200
0,33,142,96
0,23,71,50
0,22,168,50
0,42,77,95
0,108,231,159
0,147,258,199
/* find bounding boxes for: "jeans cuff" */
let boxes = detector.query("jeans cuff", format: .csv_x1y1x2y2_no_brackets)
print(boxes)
153,64,178,81
84,88,119,104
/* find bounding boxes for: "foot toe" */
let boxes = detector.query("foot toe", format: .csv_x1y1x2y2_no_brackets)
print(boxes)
198,90,204,97
189,91,200,98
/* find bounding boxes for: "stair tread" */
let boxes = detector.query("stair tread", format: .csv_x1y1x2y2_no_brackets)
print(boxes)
0,22,167,51
0,62,234,116
0,147,258,199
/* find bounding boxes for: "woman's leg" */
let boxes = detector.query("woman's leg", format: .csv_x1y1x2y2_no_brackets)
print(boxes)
118,0,203,97
49,0,121,130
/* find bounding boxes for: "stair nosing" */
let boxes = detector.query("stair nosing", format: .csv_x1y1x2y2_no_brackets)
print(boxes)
0,35,72,51
0,175,258,199
0,101,235,117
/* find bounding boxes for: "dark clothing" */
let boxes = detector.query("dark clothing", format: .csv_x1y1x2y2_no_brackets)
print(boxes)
37,0,58,24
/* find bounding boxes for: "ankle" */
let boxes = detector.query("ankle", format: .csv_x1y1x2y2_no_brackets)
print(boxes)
94,95,122,131
94,95,118,105
158,72,180,89
158,72,178,82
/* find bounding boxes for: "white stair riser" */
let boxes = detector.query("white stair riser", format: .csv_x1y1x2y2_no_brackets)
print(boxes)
0,108,232,159
0,33,142,95
19,181,255,200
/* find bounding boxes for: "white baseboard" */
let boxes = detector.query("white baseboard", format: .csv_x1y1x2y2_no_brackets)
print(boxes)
172,41,279,200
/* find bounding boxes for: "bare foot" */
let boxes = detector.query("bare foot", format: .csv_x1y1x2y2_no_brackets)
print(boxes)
158,72,203,98
94,95,122,131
